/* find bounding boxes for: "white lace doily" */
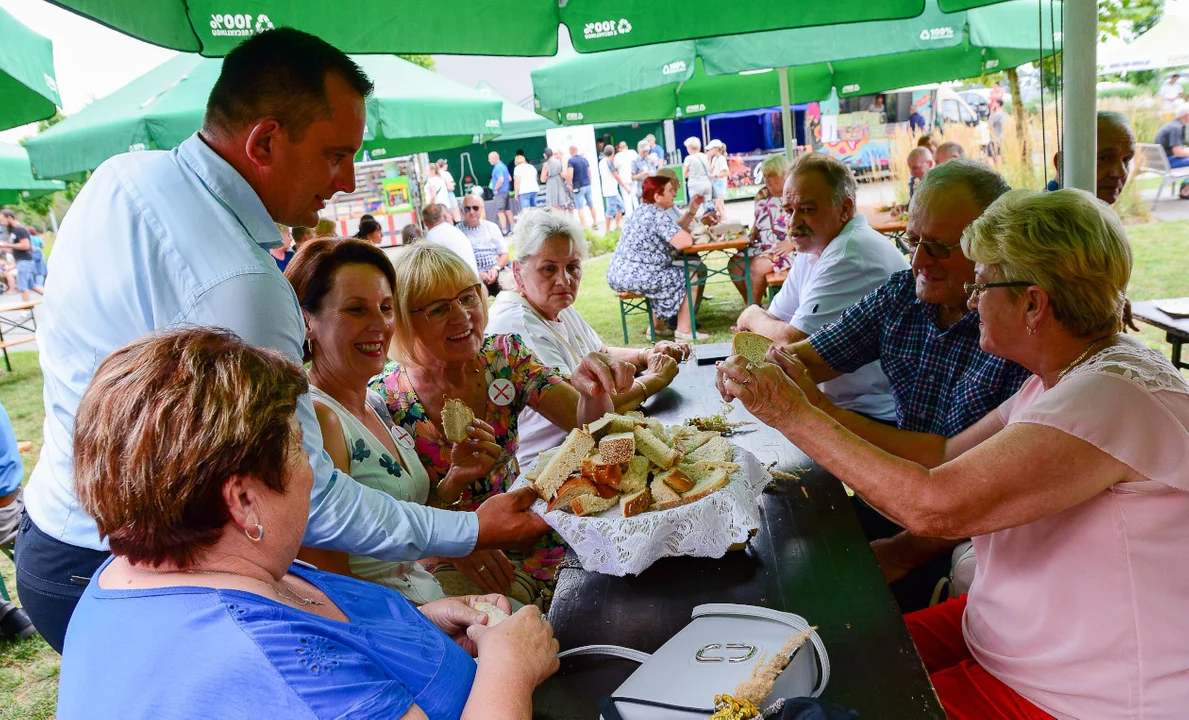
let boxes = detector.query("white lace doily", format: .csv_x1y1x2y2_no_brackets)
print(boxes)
509,446,772,576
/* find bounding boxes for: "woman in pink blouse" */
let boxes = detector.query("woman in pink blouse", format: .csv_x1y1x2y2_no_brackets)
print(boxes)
717,188,1189,719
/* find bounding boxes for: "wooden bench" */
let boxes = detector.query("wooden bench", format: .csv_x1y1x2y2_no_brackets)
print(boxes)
765,270,788,303
0,301,38,371
615,292,655,344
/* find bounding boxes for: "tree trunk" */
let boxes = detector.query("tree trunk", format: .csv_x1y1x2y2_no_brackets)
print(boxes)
1006,68,1029,164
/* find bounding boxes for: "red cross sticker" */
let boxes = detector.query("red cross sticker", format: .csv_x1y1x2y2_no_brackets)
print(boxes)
389,425,415,450
489,378,515,406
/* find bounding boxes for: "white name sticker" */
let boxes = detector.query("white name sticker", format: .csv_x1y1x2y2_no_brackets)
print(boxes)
489,378,516,406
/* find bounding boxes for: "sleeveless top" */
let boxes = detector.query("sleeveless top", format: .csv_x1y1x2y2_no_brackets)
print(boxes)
965,335,1189,720
310,386,444,605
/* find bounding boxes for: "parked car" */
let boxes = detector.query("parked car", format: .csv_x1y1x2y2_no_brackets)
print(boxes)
958,89,991,119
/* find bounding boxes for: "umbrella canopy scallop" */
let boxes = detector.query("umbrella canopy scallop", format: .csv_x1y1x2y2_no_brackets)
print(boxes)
0,143,65,205
0,5,62,131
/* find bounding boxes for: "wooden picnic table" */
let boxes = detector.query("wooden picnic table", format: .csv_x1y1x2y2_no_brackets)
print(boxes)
1131,299,1189,371
681,237,751,337
0,300,39,371
533,359,943,718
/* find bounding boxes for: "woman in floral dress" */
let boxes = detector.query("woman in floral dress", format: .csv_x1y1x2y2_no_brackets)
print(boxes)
730,154,794,305
606,175,704,340
372,243,636,607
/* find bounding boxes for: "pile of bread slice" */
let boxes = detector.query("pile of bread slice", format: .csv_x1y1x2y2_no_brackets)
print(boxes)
527,411,740,518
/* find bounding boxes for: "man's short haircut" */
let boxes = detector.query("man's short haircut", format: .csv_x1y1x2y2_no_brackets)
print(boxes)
907,146,932,164
603,145,615,157
786,152,857,206
204,28,373,140
291,226,313,244
911,158,1010,216
74,328,307,567
917,133,936,148
935,142,966,161
1096,110,1134,140
422,203,446,226
401,224,423,245
0,208,15,219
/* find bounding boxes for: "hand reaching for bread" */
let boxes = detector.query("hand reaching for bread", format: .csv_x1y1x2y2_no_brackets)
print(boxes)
570,352,636,399
468,605,560,690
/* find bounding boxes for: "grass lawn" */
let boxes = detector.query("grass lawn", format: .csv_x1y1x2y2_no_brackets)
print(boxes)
0,220,1184,718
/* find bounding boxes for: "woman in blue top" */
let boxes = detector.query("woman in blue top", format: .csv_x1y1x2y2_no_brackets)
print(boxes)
57,327,559,719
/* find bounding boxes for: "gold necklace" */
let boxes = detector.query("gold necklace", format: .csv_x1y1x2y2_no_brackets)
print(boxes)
134,565,324,606
1056,336,1112,382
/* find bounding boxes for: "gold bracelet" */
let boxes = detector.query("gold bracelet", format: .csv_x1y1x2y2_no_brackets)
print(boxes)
633,378,650,398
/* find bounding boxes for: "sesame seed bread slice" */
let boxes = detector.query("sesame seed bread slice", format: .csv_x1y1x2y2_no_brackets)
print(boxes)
442,398,474,444
598,432,635,464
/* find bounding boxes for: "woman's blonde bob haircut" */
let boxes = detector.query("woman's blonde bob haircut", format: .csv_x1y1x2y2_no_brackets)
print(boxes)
389,242,486,365
962,188,1132,338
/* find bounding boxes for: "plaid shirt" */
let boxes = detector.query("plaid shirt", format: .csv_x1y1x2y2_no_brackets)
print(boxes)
808,270,1031,437
457,220,506,273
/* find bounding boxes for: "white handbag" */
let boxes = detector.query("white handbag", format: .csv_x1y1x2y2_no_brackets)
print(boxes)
558,603,830,720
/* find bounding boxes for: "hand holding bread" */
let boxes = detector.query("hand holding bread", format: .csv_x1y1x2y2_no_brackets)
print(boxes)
441,418,502,502
570,352,636,399
717,354,812,430
468,605,560,691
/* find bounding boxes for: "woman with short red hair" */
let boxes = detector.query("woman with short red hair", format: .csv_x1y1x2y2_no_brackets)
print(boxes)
607,175,705,340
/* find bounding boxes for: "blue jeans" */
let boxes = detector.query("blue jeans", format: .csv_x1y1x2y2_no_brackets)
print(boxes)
573,185,594,209
604,194,625,216
1168,156,1189,169
15,260,36,292
518,192,537,210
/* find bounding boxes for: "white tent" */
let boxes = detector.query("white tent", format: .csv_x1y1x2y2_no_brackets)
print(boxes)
1098,7,1189,74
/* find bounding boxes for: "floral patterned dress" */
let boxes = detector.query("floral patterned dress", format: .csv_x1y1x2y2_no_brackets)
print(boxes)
606,202,687,319
370,334,568,590
752,186,792,271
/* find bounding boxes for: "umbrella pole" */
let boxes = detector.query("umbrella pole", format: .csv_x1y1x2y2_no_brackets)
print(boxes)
1063,0,1094,193
778,67,794,159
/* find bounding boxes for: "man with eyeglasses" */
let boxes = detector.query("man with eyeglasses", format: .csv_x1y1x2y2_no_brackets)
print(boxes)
776,159,1031,611
422,203,479,278
456,197,509,297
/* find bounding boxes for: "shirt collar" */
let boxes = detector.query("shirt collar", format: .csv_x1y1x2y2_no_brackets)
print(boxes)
176,133,284,250
915,294,981,335
817,214,868,263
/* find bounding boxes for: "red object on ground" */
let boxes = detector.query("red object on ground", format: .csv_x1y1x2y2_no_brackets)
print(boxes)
904,596,1056,720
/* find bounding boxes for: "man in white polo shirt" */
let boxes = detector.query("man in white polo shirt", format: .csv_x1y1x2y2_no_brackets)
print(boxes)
735,152,907,423
422,203,480,277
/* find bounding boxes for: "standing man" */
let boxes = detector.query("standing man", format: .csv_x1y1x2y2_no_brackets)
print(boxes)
0,210,43,302
1159,73,1184,110
487,151,514,234
986,101,1007,166
567,146,595,228
646,134,665,169
1155,103,1189,200
734,153,908,424
613,141,639,216
457,195,508,296
600,145,628,232
15,29,549,653
423,203,480,277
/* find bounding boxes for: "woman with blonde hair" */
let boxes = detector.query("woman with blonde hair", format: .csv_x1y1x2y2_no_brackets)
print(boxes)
371,243,636,606
717,188,1189,718
731,153,793,305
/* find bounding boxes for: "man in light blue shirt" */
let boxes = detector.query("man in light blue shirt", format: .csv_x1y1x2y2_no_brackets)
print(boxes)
15,28,549,652
734,153,907,423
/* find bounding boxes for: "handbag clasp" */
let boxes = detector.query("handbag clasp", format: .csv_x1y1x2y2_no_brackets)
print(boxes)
695,643,758,663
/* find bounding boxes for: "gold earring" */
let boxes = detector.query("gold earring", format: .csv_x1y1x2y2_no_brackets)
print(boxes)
245,523,264,542
1026,326,1034,335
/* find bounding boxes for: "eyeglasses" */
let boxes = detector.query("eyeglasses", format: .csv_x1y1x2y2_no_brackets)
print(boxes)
411,284,483,323
463,205,482,212
904,236,963,260
963,281,1035,301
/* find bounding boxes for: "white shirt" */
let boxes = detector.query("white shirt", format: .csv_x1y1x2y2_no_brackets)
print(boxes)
614,150,637,186
1159,81,1183,106
599,157,621,198
423,175,448,207
426,222,481,277
513,162,539,194
485,292,604,466
768,215,909,421
27,134,477,557
438,169,458,209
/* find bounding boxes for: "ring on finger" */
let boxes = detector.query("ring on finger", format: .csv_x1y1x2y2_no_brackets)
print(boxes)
477,564,487,573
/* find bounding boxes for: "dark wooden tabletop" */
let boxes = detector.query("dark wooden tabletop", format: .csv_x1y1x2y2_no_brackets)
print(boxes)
1130,299,1189,338
533,361,942,719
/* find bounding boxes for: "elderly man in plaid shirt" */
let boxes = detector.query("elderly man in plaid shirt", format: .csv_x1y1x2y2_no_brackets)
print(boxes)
777,160,1031,611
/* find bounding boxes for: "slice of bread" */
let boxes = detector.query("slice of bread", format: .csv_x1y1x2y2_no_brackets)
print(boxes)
598,432,635,464
533,429,596,500
678,467,731,504
686,436,732,463
732,331,773,365
571,493,618,516
620,486,652,518
650,477,684,510
442,398,474,443
657,466,695,493
633,427,680,469
644,417,671,446
546,477,599,513
581,454,623,487
474,600,509,626
618,455,651,494
680,459,740,481
586,413,646,439
674,430,718,455
524,447,560,482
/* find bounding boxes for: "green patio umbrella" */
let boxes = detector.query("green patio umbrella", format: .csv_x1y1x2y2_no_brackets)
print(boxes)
25,54,502,179
0,143,65,205
475,82,559,142
532,0,1058,125
0,5,62,131
42,1,952,56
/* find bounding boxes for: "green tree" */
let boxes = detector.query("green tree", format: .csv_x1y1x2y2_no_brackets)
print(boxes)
1099,0,1164,41
398,55,435,71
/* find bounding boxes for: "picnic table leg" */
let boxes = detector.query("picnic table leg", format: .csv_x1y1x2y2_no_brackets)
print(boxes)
0,323,7,372
682,254,697,337
741,247,753,306
1169,333,1185,370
